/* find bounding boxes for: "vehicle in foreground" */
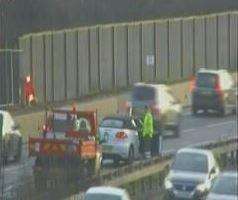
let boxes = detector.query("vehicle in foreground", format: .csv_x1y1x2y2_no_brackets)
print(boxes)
206,171,237,200
191,68,236,116
28,108,102,179
84,186,131,200
99,115,140,164
0,110,22,163
164,148,219,199
127,83,182,137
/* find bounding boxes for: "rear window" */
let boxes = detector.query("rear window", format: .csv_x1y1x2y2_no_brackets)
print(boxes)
196,73,217,88
132,86,155,101
100,119,124,129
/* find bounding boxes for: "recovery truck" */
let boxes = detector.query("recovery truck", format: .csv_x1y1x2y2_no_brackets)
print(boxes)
28,108,102,188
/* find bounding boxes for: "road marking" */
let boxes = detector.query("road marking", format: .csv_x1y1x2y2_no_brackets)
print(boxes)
206,121,234,128
182,128,196,133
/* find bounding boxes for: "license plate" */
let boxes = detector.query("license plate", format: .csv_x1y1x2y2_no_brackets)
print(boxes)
201,91,211,95
102,145,113,153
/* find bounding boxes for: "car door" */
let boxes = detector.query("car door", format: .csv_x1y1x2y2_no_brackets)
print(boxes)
126,119,140,157
163,90,181,127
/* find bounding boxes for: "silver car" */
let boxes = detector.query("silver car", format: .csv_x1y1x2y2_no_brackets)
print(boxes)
99,116,140,165
206,171,237,200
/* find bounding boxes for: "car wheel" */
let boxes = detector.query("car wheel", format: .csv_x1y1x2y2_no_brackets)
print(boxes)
113,157,120,166
192,106,198,116
173,125,180,137
127,146,134,164
218,103,228,117
14,137,22,162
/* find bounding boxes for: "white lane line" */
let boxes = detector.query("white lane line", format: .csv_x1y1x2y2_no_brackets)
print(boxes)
206,121,234,128
182,128,196,133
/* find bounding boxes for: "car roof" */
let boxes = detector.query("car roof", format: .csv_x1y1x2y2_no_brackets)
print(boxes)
134,83,169,91
0,110,9,115
86,186,126,196
177,148,213,157
197,68,229,75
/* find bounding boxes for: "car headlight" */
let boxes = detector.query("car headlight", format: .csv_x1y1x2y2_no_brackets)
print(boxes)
196,183,207,192
164,178,173,189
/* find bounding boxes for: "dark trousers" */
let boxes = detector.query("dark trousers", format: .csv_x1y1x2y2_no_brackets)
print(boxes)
140,137,152,156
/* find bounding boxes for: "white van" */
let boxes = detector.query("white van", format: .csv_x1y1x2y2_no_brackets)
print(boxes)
0,110,22,163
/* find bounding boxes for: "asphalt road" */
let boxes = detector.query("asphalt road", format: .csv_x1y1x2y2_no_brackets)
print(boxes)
1,111,237,199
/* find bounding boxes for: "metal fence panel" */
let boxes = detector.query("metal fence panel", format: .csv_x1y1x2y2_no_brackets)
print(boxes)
155,20,169,82
169,19,182,81
32,35,44,103
45,33,53,102
182,18,194,78
19,36,31,79
194,17,206,69
66,30,77,99
128,23,141,85
218,14,229,69
230,13,238,70
78,28,90,97
206,15,218,69
99,26,114,91
142,22,155,82
53,31,66,102
89,27,99,92
114,25,128,88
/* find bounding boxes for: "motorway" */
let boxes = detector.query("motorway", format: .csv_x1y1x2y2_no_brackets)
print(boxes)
2,110,237,200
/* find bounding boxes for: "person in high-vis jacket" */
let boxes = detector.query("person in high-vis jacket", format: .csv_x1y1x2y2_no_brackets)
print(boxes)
141,106,154,157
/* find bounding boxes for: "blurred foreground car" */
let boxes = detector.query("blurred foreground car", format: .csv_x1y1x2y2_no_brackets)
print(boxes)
99,116,140,164
206,171,237,200
191,68,236,116
164,148,219,199
84,186,131,200
0,110,22,163
130,83,182,137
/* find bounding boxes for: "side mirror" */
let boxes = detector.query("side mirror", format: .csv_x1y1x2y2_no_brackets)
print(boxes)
209,167,216,179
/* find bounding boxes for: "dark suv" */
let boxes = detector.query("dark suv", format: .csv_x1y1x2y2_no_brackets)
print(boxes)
191,69,236,116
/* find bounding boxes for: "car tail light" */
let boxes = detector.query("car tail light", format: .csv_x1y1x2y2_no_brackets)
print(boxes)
116,132,128,139
189,76,197,93
214,75,224,99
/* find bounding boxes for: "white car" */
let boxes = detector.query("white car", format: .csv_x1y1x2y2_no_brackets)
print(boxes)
99,116,140,165
131,83,182,137
0,110,22,163
206,171,237,200
84,186,131,200
164,148,219,199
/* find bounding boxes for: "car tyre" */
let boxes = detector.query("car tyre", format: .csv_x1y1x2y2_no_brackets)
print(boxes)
14,137,22,162
113,157,120,166
192,106,198,116
127,146,134,164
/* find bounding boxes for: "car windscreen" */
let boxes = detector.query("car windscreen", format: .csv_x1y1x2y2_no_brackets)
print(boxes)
132,86,155,101
211,175,238,195
100,119,124,129
85,194,122,200
52,113,73,132
171,152,208,173
196,73,217,88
